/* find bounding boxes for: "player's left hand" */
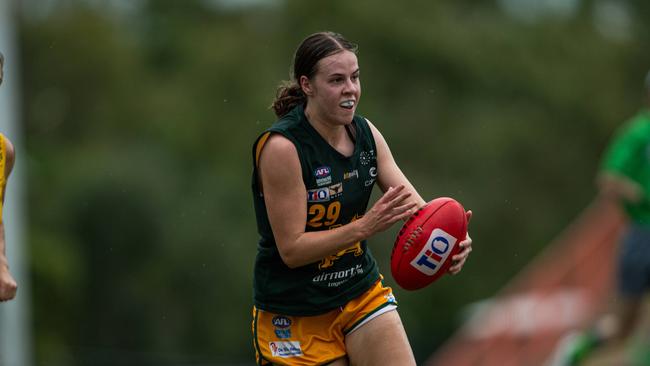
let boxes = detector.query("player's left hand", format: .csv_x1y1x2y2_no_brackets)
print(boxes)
449,210,473,275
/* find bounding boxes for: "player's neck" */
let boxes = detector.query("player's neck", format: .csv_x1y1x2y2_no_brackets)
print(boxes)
305,108,345,143
304,107,354,155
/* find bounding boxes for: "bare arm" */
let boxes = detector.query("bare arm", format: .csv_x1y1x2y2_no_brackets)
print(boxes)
367,119,473,274
0,136,17,301
258,133,416,268
366,119,426,208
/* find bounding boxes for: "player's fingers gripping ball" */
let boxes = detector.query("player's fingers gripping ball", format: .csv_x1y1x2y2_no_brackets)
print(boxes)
390,197,468,290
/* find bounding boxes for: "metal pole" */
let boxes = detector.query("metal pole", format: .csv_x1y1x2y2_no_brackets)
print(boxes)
0,0,33,365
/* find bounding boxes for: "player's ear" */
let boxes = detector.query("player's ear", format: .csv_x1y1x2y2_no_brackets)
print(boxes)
299,75,313,96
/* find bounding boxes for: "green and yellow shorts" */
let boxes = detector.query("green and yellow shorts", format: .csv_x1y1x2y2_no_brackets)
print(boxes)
252,279,397,365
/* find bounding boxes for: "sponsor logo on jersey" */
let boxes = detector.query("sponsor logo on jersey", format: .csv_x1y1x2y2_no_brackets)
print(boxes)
365,165,378,186
344,169,359,180
410,228,458,276
307,188,330,202
312,264,364,288
328,183,343,198
269,341,303,358
360,150,376,166
316,177,332,186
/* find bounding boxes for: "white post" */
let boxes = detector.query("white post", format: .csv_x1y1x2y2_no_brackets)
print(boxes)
0,0,33,365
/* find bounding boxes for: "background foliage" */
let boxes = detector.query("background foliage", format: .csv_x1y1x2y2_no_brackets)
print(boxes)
13,0,650,364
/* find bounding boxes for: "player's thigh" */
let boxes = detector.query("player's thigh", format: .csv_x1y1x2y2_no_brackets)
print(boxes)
344,310,415,366
325,357,348,366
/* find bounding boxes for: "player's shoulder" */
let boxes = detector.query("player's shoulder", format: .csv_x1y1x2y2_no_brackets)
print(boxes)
359,115,373,127
265,133,296,151
361,117,387,146
258,133,298,166
257,133,302,187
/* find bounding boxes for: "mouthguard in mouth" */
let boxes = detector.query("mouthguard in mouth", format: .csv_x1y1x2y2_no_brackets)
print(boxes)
340,100,355,109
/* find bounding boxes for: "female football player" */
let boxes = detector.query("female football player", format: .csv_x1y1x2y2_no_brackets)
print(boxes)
0,51,17,302
251,31,472,365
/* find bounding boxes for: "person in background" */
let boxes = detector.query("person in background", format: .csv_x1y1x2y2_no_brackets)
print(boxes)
250,31,473,365
0,51,17,302
555,69,650,365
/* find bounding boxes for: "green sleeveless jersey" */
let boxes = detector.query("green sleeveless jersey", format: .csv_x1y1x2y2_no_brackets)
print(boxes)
601,109,650,225
251,104,381,316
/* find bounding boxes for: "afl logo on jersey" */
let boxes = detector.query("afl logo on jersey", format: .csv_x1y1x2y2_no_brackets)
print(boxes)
314,166,331,178
314,166,332,186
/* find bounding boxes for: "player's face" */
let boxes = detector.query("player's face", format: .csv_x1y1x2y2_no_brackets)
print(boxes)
304,50,360,126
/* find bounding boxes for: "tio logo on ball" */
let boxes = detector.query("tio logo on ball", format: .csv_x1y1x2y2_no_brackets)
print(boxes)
409,228,457,276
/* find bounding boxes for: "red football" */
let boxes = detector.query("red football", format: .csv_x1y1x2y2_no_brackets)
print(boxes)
390,197,468,290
